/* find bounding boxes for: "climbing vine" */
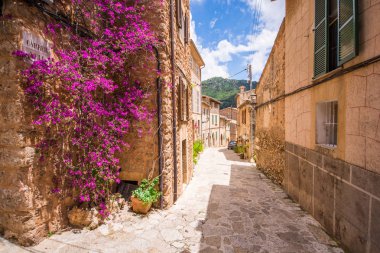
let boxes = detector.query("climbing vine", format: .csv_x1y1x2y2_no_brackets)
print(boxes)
14,0,157,216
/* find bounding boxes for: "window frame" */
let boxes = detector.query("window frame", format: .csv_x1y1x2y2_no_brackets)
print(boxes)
313,0,358,78
316,100,338,148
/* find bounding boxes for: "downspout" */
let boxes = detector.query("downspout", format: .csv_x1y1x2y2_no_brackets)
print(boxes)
153,45,163,209
169,0,178,202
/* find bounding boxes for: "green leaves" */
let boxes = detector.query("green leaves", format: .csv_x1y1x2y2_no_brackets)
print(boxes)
202,77,257,108
193,140,204,164
132,176,161,204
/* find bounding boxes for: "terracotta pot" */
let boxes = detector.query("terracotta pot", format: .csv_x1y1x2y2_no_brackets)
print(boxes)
130,196,152,214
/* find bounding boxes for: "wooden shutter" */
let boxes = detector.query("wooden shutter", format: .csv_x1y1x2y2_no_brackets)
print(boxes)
184,15,189,43
177,0,183,28
314,0,328,77
179,78,188,121
178,77,182,120
185,84,190,120
338,0,358,66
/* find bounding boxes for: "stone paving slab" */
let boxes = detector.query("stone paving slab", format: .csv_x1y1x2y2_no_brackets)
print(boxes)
0,148,344,253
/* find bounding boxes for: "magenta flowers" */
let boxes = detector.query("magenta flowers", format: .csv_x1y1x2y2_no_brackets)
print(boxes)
14,0,157,216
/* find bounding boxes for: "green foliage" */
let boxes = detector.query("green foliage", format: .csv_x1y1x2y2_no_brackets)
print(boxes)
233,145,245,154
132,177,161,204
193,140,204,164
202,77,257,109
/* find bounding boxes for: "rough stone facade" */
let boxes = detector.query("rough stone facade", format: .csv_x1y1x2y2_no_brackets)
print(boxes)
0,1,78,245
119,0,194,203
282,1,380,252
254,21,285,185
0,0,195,245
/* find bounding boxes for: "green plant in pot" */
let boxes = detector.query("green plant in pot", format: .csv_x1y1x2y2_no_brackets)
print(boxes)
131,176,161,214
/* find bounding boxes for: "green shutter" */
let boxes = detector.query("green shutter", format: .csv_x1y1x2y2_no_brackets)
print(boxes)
338,0,358,66
314,0,328,77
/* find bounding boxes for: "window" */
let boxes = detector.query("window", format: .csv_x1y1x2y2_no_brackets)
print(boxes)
176,0,183,28
197,91,200,113
184,15,189,44
314,0,358,77
0,0,3,17
179,77,188,121
316,101,338,147
242,109,246,124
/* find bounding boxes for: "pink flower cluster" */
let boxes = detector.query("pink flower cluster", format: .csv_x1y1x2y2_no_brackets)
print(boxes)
14,0,157,216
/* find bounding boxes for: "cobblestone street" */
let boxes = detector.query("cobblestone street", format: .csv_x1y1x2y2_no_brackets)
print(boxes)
0,148,343,253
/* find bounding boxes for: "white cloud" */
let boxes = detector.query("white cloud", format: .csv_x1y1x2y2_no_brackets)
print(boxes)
191,0,285,81
209,18,218,29
244,0,285,30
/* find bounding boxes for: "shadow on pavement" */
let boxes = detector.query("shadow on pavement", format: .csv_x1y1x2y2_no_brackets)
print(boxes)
218,148,247,162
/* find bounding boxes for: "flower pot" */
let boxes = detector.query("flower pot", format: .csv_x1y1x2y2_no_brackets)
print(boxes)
131,196,152,214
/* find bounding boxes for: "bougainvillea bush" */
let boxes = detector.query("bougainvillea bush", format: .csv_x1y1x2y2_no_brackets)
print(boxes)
14,0,157,217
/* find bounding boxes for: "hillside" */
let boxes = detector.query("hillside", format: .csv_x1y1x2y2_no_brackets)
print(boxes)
202,77,257,109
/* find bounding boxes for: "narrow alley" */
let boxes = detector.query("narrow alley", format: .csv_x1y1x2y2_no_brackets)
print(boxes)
1,149,343,253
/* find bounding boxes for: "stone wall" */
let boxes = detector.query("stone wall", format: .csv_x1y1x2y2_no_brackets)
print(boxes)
0,1,75,245
0,0,195,245
119,0,194,204
254,21,285,185
284,142,380,253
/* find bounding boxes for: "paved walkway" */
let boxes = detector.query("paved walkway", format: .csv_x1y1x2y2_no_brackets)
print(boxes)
0,148,343,253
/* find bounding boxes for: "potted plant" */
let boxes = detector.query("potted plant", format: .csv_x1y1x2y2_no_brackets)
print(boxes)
131,176,161,214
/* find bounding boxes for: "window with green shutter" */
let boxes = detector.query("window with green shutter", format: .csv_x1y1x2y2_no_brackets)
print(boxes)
338,0,358,65
314,0,358,78
314,0,328,77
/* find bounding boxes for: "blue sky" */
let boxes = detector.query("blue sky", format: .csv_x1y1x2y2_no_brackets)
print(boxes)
190,0,285,81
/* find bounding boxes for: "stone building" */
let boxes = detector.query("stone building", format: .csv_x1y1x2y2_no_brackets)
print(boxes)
120,0,194,203
201,95,222,147
220,107,238,141
0,0,194,245
190,39,205,142
255,1,380,252
254,21,285,185
236,86,256,159
219,115,231,146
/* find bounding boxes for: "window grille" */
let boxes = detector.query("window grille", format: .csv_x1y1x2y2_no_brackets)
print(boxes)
316,101,338,147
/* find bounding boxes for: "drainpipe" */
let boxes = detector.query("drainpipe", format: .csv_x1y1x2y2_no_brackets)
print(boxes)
152,45,163,209
169,0,178,202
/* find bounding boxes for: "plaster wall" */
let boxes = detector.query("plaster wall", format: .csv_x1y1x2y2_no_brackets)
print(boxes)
283,1,380,252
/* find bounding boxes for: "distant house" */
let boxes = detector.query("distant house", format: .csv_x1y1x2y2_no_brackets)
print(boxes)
201,95,222,147
190,40,205,143
220,107,238,141
236,86,257,159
